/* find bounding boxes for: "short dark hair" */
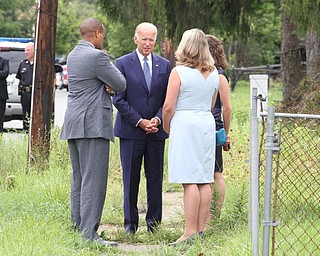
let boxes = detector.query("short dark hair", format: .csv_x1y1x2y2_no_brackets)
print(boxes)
80,18,104,37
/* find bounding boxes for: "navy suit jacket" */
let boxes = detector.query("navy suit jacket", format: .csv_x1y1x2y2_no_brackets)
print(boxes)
113,51,171,140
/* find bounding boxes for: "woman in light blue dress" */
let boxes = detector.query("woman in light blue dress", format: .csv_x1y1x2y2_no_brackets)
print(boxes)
163,28,220,245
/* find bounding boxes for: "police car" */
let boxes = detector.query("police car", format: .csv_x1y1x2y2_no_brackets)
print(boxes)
0,37,33,121
0,38,62,122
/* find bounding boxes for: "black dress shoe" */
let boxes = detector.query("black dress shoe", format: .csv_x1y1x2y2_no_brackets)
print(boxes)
125,226,136,234
147,224,159,233
95,237,117,247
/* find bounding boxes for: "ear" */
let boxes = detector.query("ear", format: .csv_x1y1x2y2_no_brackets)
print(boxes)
95,30,101,38
133,35,138,44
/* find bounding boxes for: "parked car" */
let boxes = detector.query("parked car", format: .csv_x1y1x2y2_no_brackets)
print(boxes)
0,37,62,122
0,38,33,121
54,62,68,90
61,65,68,89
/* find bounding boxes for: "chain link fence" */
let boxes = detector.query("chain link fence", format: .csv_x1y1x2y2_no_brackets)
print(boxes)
258,110,320,255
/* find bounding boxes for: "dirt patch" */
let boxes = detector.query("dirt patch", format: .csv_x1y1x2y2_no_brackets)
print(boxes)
162,191,184,222
98,191,183,252
117,243,161,253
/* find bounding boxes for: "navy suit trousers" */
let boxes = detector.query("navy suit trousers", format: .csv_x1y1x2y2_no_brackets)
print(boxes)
120,137,165,232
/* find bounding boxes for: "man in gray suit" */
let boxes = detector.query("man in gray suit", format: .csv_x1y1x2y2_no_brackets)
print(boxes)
60,18,126,246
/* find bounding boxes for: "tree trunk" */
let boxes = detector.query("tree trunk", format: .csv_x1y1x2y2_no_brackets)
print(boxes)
159,37,175,67
305,30,320,80
280,15,303,106
29,0,58,168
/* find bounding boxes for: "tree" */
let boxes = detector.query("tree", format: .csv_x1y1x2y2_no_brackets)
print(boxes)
284,0,320,79
98,0,256,66
29,0,58,168
106,22,137,60
56,0,102,57
305,31,320,80
280,14,303,105
281,0,320,107
229,2,281,67
0,0,36,37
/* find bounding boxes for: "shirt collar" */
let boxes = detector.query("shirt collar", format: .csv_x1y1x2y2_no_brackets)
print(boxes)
87,41,95,48
136,49,152,63
80,39,95,49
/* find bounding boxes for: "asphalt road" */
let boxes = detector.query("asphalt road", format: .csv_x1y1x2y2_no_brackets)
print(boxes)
53,89,68,128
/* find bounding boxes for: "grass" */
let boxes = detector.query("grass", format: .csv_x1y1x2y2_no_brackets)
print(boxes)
0,79,317,255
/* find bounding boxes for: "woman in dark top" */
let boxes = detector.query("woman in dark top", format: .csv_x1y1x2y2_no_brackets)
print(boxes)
207,34,232,219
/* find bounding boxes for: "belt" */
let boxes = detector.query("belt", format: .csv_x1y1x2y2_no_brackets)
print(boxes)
22,85,32,93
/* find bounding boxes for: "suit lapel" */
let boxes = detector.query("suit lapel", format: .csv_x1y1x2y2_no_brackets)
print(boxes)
150,54,160,92
130,52,149,93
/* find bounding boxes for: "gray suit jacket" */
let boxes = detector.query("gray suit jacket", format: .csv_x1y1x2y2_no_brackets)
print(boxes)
60,40,126,141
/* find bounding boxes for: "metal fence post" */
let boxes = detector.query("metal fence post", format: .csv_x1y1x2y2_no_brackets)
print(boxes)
231,65,235,91
262,107,278,256
250,74,268,118
250,87,260,256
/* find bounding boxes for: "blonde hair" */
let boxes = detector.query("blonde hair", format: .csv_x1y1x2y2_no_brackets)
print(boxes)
206,35,228,69
175,28,214,71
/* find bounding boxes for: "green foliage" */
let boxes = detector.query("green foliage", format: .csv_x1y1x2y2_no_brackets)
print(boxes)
0,133,28,191
220,183,248,229
0,0,282,67
290,80,320,113
98,0,257,49
246,2,281,65
49,126,72,169
95,0,283,68
2,82,317,255
277,79,320,114
0,83,250,254
284,0,320,34
55,0,137,58
0,0,35,37
55,0,100,57
106,22,137,59
99,0,149,24
149,0,218,41
273,219,320,255
209,0,255,39
220,2,281,67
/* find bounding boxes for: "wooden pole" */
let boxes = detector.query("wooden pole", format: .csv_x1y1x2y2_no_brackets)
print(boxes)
28,0,58,168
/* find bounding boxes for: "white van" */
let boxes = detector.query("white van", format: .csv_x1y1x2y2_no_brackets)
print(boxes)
0,38,33,121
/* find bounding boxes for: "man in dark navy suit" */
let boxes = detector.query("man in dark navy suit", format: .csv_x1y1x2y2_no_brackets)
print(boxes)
113,22,171,234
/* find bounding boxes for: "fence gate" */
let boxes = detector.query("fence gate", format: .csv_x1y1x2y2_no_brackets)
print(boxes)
250,88,320,256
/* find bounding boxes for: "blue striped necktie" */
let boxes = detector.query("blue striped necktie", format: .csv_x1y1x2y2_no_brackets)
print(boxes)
143,57,152,90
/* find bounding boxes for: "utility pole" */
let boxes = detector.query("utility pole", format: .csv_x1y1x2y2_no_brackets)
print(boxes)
28,0,58,168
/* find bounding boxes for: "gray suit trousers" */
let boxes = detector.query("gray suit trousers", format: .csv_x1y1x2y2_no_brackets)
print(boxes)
68,138,110,240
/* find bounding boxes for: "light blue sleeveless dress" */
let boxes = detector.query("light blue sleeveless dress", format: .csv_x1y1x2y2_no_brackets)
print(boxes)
168,66,220,183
